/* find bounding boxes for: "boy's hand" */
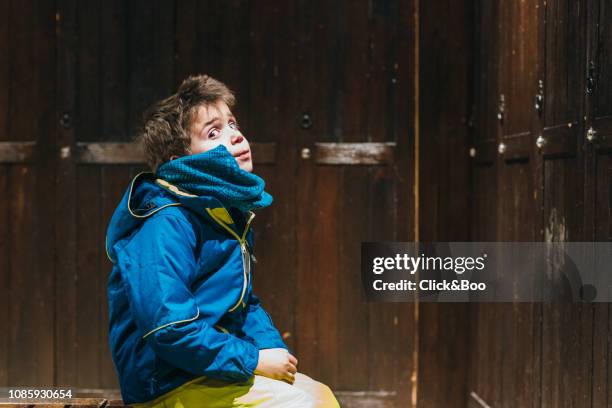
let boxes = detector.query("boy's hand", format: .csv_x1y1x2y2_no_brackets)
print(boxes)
254,348,298,384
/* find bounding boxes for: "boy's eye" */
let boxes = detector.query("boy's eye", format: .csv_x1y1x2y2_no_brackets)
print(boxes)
208,128,220,138
229,120,239,130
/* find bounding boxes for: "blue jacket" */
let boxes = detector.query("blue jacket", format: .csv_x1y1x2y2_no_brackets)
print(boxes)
105,173,288,404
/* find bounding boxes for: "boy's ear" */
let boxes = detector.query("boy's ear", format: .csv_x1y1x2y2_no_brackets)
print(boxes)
169,155,179,161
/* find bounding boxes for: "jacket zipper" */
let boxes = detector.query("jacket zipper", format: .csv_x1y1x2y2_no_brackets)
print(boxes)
205,209,255,312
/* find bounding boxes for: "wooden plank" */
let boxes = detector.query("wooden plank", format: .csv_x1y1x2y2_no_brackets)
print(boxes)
315,142,395,165
127,0,155,130
294,0,330,384
75,166,102,388
11,0,34,143
392,0,417,405
245,0,297,355
312,166,341,386
101,0,129,141
6,0,56,387
246,0,278,144
541,123,579,158
76,0,101,143
337,166,370,390
75,142,142,164
217,0,250,125
75,142,276,165
250,143,276,164
174,0,197,87
100,166,135,390
541,302,594,408
55,0,79,388
0,0,9,142
0,166,8,385
269,0,300,354
499,132,532,161
420,0,473,244
496,162,538,408
8,166,47,385
592,117,612,150
592,0,611,122
194,0,224,80
472,140,497,164
335,391,396,408
0,142,37,163
34,0,58,388
502,0,539,138
294,149,318,380
367,166,399,395
152,0,175,101
543,0,584,129
367,0,396,145
341,0,368,144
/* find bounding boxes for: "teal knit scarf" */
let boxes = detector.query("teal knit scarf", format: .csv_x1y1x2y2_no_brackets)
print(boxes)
155,145,273,212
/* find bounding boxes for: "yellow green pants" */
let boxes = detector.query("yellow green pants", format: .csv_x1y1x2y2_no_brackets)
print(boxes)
131,373,341,408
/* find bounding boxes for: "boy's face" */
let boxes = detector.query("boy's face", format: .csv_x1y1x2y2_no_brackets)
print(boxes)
187,100,253,172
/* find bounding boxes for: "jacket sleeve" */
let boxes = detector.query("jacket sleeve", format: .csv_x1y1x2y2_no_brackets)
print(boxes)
241,291,288,350
115,213,259,382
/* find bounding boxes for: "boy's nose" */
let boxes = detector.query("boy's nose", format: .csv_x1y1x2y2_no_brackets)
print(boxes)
230,133,244,145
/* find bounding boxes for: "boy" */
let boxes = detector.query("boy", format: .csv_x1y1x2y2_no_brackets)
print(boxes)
105,75,340,407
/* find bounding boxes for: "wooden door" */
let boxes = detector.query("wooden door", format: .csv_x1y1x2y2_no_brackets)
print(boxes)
468,1,612,407
52,1,419,406
537,1,595,407
468,0,542,405
0,0,56,388
467,1,504,407
587,1,612,405
290,2,415,406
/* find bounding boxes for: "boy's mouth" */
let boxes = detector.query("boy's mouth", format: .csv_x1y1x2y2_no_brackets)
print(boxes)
234,150,251,160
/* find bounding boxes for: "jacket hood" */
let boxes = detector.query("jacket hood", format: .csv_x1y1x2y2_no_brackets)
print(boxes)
105,172,227,263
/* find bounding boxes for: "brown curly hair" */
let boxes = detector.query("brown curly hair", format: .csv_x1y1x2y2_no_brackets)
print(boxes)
137,74,236,171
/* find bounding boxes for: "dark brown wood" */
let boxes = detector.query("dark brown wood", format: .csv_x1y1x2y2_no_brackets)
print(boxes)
294,0,332,385
0,0,57,389
0,166,7,385
76,166,103,388
18,1,612,407
100,0,129,141
541,123,580,158
418,0,473,407
337,166,370,391
55,0,79,389
245,0,298,359
0,0,9,143
313,166,341,386
392,0,417,405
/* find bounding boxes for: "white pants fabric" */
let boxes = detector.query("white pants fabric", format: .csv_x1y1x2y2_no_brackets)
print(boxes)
131,372,340,408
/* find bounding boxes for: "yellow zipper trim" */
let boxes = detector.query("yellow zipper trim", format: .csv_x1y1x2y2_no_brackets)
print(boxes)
227,243,249,312
241,211,256,243
106,173,182,263
142,307,200,339
155,178,197,197
128,174,182,219
205,208,256,312
205,208,242,241
214,324,229,334
105,235,114,263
